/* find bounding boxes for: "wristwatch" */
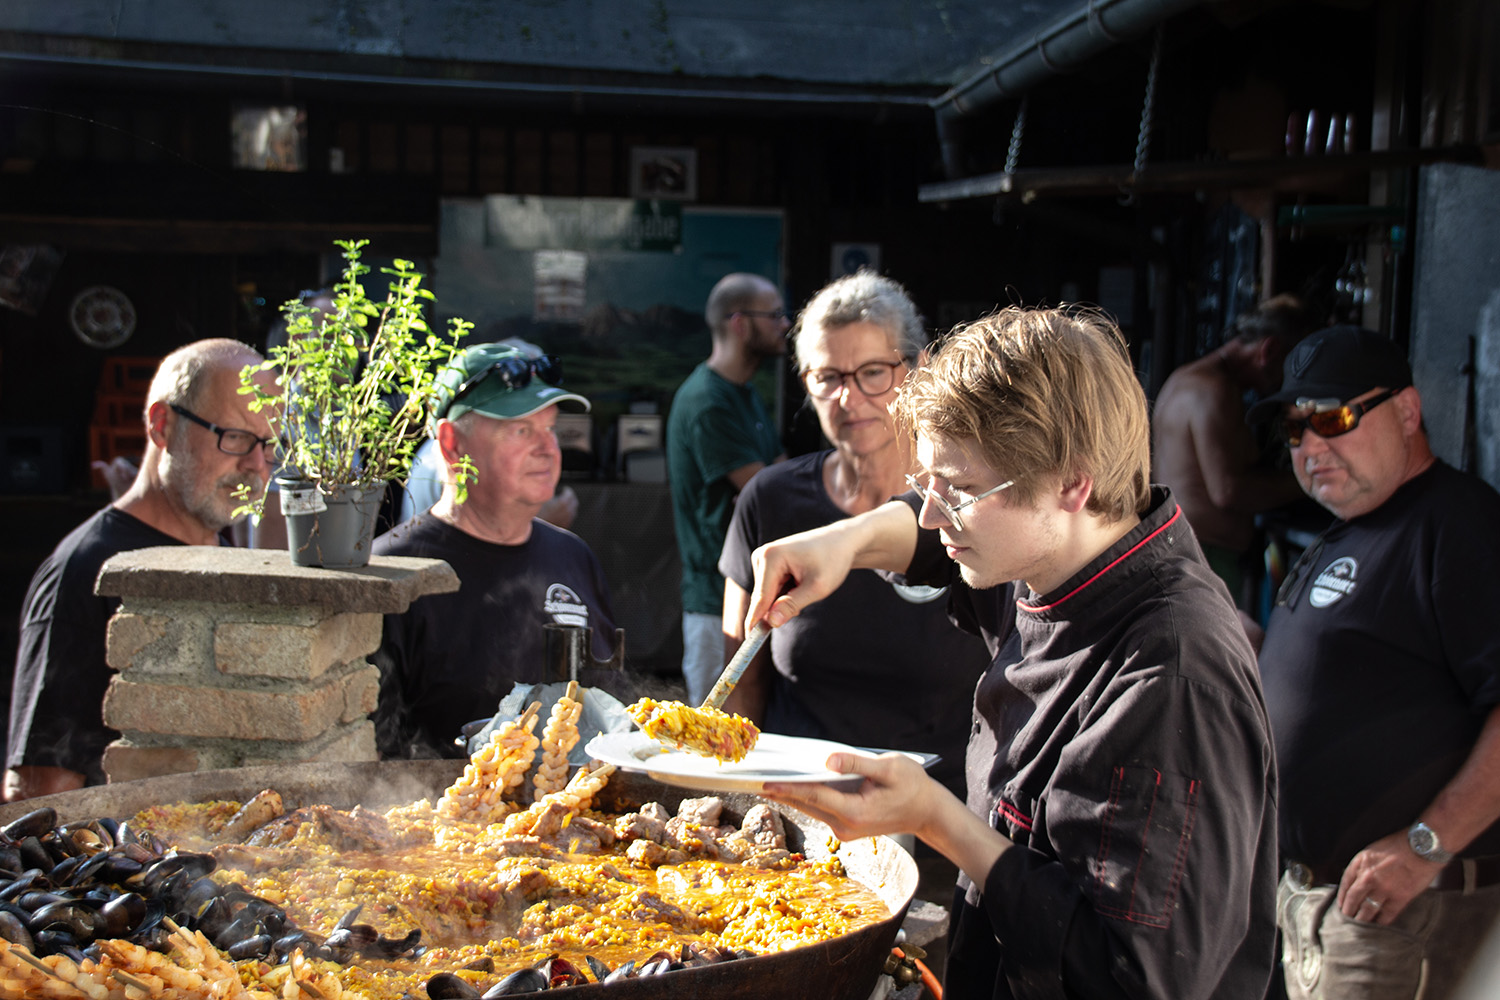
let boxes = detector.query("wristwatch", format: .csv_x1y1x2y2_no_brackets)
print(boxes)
1408,821,1454,864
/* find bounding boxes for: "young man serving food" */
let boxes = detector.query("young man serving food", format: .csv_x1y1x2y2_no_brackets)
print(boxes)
744,306,1278,1000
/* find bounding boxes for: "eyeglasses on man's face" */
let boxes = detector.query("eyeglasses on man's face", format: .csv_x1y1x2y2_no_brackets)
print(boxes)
1280,387,1399,447
801,360,906,400
170,404,278,460
904,472,1016,532
452,355,563,405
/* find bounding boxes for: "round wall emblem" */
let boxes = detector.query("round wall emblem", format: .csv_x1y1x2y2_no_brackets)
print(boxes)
69,285,137,348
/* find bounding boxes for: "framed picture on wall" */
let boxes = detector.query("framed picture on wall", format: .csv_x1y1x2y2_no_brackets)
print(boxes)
629,147,698,201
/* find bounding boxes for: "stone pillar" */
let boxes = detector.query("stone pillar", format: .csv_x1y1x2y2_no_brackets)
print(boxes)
95,546,458,784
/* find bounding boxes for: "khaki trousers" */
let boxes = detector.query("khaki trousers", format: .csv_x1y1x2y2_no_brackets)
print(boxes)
1278,869,1500,1000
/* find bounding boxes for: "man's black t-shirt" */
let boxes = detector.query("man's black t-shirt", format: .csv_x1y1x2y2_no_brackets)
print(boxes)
9,506,182,784
371,514,620,760
1259,461,1500,871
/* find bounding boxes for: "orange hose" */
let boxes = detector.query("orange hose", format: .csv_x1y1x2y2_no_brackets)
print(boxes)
891,947,943,1000
914,957,942,999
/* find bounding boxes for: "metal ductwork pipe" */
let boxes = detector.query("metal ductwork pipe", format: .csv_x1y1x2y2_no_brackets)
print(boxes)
931,0,1212,178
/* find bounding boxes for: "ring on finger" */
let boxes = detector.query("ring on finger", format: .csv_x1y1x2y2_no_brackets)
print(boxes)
1361,897,1382,912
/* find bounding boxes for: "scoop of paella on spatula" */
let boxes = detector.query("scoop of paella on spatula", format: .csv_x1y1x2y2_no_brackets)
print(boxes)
627,697,761,762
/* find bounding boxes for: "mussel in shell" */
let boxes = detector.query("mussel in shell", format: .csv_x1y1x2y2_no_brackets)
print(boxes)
1,807,57,842
0,909,35,951
483,968,548,996
424,972,482,999
28,900,101,939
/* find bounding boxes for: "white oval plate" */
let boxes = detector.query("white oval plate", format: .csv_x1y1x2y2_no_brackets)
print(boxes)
586,731,883,793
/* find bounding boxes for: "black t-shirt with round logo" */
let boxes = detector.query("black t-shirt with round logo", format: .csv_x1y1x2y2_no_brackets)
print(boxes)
370,515,619,760
1259,461,1500,871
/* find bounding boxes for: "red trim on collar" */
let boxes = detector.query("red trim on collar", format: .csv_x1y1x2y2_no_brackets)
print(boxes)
1017,504,1182,614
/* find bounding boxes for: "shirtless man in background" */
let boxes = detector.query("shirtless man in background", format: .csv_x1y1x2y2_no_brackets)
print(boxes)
1152,295,1312,605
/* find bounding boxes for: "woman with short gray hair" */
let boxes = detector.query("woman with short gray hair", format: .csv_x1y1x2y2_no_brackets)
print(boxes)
717,270,988,802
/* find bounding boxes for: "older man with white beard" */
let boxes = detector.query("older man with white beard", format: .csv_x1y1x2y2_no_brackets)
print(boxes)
6,339,275,800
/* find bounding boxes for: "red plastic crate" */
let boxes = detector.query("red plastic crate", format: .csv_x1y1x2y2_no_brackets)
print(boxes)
88,426,148,489
92,392,146,428
99,357,160,395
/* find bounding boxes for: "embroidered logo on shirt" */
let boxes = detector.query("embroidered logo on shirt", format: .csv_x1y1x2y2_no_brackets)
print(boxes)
1308,556,1357,608
544,583,590,627
891,583,948,605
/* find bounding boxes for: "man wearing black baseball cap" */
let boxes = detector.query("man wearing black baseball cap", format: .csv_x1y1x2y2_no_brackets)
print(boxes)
369,343,620,759
1254,326,1500,999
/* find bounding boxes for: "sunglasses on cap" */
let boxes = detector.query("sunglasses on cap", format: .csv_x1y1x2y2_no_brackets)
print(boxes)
1279,387,1399,447
451,355,563,406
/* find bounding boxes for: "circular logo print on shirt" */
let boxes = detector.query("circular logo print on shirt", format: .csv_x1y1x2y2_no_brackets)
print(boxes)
892,583,948,604
544,583,590,627
1308,556,1358,608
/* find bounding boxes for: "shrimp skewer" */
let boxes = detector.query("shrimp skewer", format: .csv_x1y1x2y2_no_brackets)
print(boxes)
534,680,584,797
438,701,542,823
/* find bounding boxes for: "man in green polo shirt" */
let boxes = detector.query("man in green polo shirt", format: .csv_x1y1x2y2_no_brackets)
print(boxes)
667,273,787,704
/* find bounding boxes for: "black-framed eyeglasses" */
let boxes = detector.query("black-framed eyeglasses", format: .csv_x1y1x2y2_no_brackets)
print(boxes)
170,404,277,460
801,360,907,400
735,308,791,322
904,472,1016,532
1280,388,1399,447
451,355,563,406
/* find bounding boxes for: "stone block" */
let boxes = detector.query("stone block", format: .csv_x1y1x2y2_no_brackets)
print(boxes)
215,613,381,680
104,670,375,742
309,722,377,763
104,613,168,672
341,664,379,723
97,546,459,614
234,722,378,768
105,606,215,679
101,743,203,785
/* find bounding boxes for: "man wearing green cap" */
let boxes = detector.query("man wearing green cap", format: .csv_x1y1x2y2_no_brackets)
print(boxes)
370,343,619,759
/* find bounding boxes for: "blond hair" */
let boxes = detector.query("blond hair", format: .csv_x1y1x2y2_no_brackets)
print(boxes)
896,306,1150,522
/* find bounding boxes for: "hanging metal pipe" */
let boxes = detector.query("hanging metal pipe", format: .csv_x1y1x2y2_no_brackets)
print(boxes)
931,0,1212,177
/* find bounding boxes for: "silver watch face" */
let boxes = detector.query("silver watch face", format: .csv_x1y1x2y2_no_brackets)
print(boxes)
1409,821,1449,861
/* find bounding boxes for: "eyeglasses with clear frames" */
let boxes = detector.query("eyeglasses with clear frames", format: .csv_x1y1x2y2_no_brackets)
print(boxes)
170,405,278,460
904,472,1016,532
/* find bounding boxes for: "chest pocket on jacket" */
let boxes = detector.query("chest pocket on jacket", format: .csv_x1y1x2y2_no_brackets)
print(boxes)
1088,764,1199,929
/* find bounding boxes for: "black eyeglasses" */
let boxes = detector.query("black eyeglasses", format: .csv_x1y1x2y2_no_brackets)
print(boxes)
801,360,907,400
1280,388,1399,447
735,308,791,322
451,355,563,406
170,404,277,460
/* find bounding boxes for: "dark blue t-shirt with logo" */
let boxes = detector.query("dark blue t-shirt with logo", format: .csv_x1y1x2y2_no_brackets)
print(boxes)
371,514,619,759
1259,461,1500,870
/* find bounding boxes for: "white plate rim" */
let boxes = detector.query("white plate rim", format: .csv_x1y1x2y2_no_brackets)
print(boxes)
586,731,880,793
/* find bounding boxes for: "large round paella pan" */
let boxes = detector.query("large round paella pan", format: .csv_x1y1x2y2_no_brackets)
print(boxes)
0,760,916,1000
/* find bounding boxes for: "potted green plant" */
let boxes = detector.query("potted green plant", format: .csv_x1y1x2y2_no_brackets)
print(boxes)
238,239,473,568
